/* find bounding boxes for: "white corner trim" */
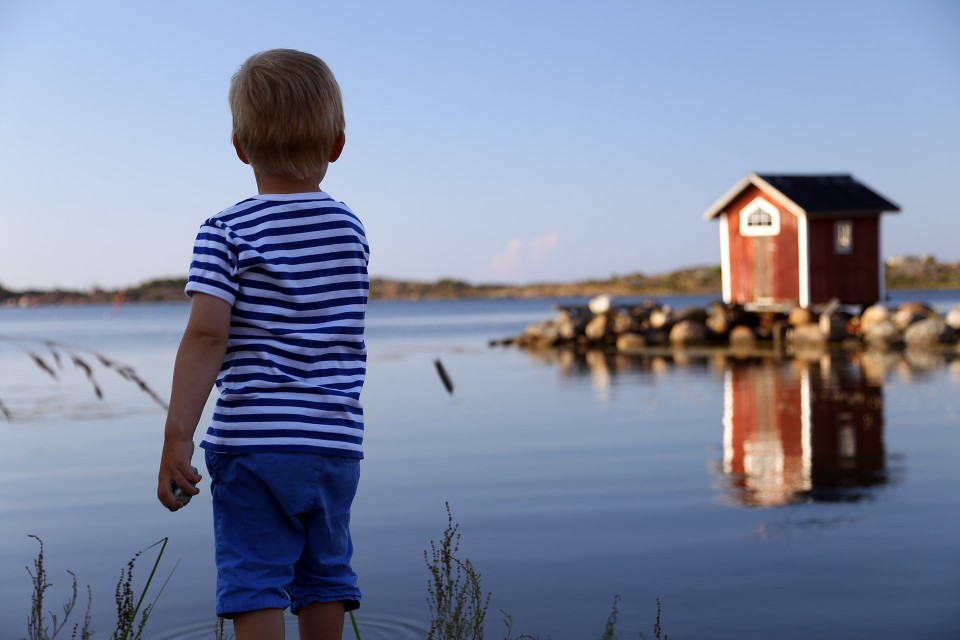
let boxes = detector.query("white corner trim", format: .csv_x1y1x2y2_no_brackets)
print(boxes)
800,368,812,491
720,213,732,303
798,212,810,308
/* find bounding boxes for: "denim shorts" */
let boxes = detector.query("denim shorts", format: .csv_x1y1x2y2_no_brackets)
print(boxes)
204,450,361,617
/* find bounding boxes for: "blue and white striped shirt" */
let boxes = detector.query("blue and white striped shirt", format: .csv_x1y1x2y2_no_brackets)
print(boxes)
186,191,369,458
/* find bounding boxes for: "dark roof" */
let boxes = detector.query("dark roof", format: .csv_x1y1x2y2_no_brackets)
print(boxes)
756,174,900,214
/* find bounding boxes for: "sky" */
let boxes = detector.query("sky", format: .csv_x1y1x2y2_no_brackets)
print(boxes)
1,0,958,291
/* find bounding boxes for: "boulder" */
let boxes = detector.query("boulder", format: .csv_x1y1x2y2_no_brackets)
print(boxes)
522,320,560,346
788,306,815,327
898,301,935,316
891,307,927,332
669,319,707,346
588,294,615,315
675,306,708,324
556,311,586,341
728,325,756,348
584,314,612,342
859,304,891,335
616,332,646,352
612,311,636,335
945,305,960,331
863,319,902,350
649,307,673,330
644,328,669,347
904,318,955,347
819,312,849,341
790,324,826,348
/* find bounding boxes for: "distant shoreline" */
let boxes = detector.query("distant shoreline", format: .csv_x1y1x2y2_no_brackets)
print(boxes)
3,256,959,307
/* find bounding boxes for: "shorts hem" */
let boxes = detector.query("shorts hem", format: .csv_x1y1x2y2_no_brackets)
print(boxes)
291,595,361,615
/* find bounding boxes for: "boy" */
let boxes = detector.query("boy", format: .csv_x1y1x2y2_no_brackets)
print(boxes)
157,49,368,640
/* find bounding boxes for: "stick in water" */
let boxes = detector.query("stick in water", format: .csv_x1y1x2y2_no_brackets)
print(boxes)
434,359,454,395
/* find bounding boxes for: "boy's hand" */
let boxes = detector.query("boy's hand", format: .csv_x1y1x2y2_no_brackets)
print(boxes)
158,436,202,511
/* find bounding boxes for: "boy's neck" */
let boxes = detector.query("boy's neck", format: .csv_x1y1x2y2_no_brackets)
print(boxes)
254,168,327,195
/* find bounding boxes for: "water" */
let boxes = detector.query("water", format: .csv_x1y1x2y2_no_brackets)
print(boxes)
1,293,959,639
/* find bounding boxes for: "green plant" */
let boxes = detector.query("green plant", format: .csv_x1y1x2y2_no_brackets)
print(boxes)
425,503,491,640
23,536,174,640
639,598,668,640
0,337,169,421
111,537,175,640
24,535,92,640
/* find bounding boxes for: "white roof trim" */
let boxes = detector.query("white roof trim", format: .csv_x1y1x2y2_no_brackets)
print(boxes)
702,172,806,221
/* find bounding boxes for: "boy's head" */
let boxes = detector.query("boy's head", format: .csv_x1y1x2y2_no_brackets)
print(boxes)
229,49,344,180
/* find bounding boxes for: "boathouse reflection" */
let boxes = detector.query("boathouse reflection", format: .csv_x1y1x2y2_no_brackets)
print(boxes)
720,355,888,507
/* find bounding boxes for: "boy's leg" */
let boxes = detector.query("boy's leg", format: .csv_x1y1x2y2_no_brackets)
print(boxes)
297,601,346,640
234,608,285,640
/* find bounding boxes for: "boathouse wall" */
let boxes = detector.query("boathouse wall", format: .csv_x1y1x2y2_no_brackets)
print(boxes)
807,216,881,305
724,184,800,305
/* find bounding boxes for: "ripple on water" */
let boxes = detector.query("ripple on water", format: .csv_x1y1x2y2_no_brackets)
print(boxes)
152,612,427,640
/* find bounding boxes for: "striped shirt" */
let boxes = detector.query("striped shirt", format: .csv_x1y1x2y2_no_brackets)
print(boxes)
186,191,369,458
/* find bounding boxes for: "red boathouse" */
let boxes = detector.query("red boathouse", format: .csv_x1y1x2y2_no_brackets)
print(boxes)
703,173,900,308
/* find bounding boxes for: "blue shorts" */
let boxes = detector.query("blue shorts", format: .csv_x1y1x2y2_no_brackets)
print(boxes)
204,450,361,617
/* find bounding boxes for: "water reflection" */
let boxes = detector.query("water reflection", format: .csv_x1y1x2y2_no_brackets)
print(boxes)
515,346,950,507
721,355,889,507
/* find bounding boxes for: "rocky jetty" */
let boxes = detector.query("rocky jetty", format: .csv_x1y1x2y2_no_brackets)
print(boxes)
497,296,960,354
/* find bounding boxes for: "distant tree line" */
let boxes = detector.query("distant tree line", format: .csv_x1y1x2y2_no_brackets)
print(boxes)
2,258,958,306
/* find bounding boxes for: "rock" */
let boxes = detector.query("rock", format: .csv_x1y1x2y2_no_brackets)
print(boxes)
616,332,646,352
584,314,611,342
705,303,730,335
612,311,636,335
669,319,707,345
675,306,708,324
819,312,849,341
904,318,955,347
728,325,756,348
945,305,960,331
522,320,560,346
899,301,935,316
892,302,934,332
860,304,890,335
644,328,669,347
788,306,815,326
556,311,586,341
790,324,826,347
588,294,615,315
649,307,673,330
863,319,902,350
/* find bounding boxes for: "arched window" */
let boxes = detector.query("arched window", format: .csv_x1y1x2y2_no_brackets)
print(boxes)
739,197,780,237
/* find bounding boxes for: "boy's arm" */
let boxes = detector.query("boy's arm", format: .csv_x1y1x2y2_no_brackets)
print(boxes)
157,293,232,511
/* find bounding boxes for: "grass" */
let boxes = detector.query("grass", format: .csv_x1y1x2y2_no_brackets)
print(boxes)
0,336,168,421
23,536,174,640
424,504,669,640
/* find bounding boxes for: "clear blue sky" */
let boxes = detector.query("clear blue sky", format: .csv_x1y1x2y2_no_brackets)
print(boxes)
1,0,958,290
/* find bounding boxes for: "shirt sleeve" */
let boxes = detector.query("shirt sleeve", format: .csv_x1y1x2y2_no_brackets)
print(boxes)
184,219,239,306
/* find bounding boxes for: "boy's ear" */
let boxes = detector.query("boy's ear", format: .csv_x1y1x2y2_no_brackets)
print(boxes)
232,133,250,165
328,131,345,163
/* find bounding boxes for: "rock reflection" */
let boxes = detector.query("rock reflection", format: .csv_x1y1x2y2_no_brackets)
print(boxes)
720,354,890,507
514,345,954,506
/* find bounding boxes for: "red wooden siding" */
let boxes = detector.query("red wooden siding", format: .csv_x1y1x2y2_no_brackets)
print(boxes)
724,185,800,304
807,216,880,305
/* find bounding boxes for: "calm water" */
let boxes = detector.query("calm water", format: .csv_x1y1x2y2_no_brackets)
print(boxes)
1,292,958,639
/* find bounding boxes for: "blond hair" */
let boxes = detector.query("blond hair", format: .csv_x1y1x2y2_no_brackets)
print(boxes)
229,49,345,179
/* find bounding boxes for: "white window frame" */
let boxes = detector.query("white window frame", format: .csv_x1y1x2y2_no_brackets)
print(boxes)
834,220,853,254
739,196,780,237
